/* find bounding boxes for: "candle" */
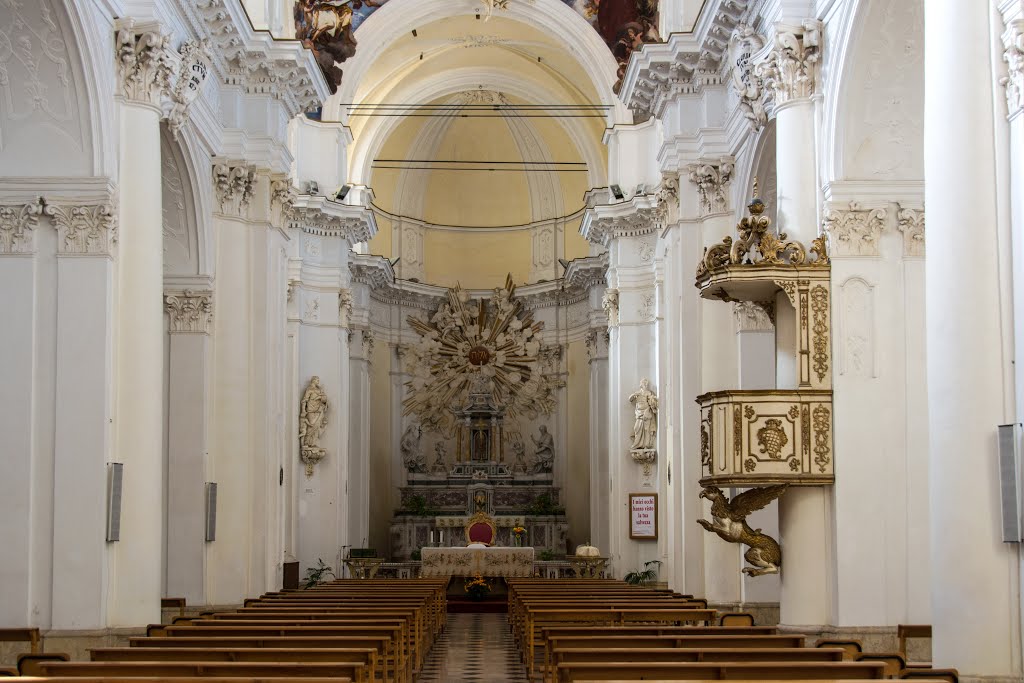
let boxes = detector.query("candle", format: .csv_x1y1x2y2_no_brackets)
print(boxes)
439,530,444,545
430,530,435,544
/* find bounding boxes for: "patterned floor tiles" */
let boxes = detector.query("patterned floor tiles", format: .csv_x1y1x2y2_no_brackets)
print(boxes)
417,613,530,683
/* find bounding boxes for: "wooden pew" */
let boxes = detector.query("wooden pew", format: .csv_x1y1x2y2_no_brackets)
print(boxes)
554,660,889,681
12,678,350,683
0,628,41,654
39,660,368,682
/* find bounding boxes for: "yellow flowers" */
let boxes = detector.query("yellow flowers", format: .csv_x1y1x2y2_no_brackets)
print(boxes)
464,573,491,600
512,526,527,536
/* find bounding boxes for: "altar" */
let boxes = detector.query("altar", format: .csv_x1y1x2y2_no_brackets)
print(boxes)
419,546,535,578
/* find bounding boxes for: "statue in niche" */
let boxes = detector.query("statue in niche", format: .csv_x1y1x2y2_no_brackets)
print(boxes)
299,376,329,476
531,425,555,473
629,378,659,452
509,438,528,474
401,423,426,473
473,489,488,513
430,442,448,474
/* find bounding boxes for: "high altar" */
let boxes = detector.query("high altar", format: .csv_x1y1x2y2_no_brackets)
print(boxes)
389,278,570,560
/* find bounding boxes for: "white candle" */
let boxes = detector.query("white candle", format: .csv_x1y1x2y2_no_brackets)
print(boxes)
430,530,435,544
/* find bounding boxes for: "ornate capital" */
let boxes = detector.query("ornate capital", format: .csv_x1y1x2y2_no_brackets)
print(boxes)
0,201,44,255
896,206,925,258
584,329,610,363
338,287,354,329
583,206,663,247
756,21,821,105
688,159,735,216
1004,20,1024,117
45,202,118,256
165,290,213,334
213,162,257,217
656,174,679,225
115,20,173,107
733,301,774,332
822,202,887,257
729,24,768,129
167,39,212,139
602,289,620,327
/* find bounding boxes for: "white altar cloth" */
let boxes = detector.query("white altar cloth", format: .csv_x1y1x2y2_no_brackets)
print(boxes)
419,546,535,577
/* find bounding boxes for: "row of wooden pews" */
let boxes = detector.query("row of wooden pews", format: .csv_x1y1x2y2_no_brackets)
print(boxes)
10,578,446,683
506,578,956,683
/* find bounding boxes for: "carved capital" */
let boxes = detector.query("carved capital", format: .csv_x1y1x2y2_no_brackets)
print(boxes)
45,202,118,256
271,179,298,219
656,173,679,225
822,202,887,257
733,301,775,332
688,159,735,216
896,206,925,258
0,201,44,255
729,24,768,128
338,287,354,328
584,329,610,363
1004,20,1024,117
167,39,212,139
165,289,213,334
756,21,821,105
115,20,173,107
213,162,257,217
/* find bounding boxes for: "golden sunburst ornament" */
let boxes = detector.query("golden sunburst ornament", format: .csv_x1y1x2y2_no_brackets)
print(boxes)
403,274,552,433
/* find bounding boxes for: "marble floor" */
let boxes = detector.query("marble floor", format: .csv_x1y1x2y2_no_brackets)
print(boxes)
417,612,530,683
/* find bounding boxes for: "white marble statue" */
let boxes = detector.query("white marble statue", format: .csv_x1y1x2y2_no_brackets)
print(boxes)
430,442,448,474
401,423,427,473
299,376,329,476
531,425,555,473
628,378,658,451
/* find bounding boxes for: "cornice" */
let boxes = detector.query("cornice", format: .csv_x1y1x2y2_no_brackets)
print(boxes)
290,195,377,244
619,0,756,118
580,194,663,247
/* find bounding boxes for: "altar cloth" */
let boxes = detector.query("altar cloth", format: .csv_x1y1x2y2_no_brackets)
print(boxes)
419,546,535,577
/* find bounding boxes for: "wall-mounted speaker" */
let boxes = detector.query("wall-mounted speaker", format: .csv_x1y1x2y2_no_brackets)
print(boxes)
106,462,124,542
998,424,1021,542
205,482,218,542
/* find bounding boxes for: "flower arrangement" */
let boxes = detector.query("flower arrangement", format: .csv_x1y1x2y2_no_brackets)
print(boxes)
512,525,527,546
464,573,491,601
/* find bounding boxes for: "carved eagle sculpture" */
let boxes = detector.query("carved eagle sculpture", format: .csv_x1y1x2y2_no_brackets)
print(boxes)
698,485,788,576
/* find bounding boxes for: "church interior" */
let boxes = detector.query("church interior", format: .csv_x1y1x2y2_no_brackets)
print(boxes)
1,0,1022,681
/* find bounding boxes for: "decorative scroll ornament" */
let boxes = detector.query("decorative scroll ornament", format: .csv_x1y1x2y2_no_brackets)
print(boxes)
0,201,43,254
729,24,768,128
299,376,329,477
1003,20,1024,116
165,290,213,334
338,288,353,328
602,288,620,327
213,163,257,216
755,21,821,105
896,207,925,257
656,174,680,225
167,39,211,139
688,160,734,216
45,203,118,255
401,274,562,434
696,180,828,280
629,379,658,483
822,202,888,257
115,20,173,107
698,484,787,576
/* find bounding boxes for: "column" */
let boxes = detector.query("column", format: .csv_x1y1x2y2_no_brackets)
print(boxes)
348,326,372,550
106,21,171,626
688,161,743,606
926,1,1020,677
586,323,610,557
760,21,832,629
164,290,213,605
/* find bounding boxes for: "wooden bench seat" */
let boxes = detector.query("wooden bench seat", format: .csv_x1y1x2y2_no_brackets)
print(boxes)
14,678,350,683
0,628,41,654
39,660,368,682
554,660,888,682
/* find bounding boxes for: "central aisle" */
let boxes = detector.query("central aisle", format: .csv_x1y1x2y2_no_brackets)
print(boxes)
417,612,530,682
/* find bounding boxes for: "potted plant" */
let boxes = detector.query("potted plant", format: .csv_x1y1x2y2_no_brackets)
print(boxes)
624,560,662,586
302,558,337,588
463,573,491,601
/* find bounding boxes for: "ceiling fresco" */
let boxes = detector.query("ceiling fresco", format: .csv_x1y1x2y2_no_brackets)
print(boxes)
295,0,661,92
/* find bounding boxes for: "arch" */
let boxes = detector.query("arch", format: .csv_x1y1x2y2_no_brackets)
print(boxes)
734,120,777,227
350,67,608,191
161,127,201,277
332,0,628,125
0,0,98,177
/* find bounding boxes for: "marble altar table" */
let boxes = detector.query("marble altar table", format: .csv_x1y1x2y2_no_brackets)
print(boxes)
420,546,535,577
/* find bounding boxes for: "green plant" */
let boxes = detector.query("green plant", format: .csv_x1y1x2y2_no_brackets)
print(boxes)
538,550,555,561
624,560,662,586
410,548,422,561
526,493,565,516
302,558,336,588
402,495,438,516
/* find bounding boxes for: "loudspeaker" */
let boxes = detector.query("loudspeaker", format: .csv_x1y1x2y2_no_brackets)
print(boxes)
610,185,624,201
998,424,1021,542
106,462,124,542
205,482,218,542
